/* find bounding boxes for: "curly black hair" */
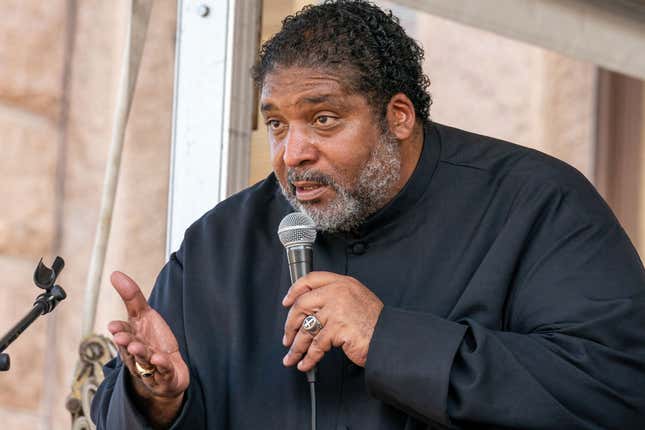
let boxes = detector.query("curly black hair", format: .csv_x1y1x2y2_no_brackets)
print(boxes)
252,0,432,125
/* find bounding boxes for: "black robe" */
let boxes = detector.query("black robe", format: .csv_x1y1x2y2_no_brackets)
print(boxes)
92,123,645,429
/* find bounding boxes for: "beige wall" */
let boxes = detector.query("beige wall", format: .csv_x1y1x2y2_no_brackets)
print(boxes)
0,2,69,427
0,1,176,429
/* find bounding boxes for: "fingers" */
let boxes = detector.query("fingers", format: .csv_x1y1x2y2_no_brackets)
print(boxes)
128,340,153,366
282,271,346,307
117,344,135,367
147,351,191,398
110,319,157,380
149,352,174,375
111,271,149,318
281,274,381,372
298,328,334,372
109,322,153,369
282,275,346,371
112,330,154,369
283,308,329,367
283,288,329,346
283,325,333,371
108,320,131,335
118,335,174,387
113,331,135,348
282,328,312,367
108,318,190,398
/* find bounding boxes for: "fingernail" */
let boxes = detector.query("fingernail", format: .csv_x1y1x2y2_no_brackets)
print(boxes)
282,296,288,306
282,354,290,365
282,334,287,346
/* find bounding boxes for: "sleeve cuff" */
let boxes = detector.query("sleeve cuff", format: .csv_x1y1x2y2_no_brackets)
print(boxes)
365,306,467,425
103,364,204,429
169,370,205,429
103,365,150,428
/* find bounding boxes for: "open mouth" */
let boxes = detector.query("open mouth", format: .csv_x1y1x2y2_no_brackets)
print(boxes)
292,181,329,202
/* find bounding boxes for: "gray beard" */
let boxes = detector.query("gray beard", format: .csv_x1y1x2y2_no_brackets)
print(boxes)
280,131,402,233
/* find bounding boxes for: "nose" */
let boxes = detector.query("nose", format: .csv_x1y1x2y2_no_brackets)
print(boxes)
282,126,318,168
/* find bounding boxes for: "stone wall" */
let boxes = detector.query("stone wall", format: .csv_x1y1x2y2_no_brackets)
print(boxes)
0,1,176,429
0,2,69,428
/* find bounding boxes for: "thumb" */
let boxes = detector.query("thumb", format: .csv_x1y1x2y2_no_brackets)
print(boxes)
111,271,149,318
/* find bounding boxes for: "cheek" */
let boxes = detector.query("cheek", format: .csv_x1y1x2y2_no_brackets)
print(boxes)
270,142,288,183
269,136,281,160
326,144,373,182
334,124,378,167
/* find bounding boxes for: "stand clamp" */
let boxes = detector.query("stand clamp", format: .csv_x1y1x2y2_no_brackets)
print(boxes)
0,256,67,371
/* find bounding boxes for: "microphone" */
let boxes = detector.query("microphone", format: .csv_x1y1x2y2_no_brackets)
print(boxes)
278,212,319,430
278,212,317,389
278,212,317,284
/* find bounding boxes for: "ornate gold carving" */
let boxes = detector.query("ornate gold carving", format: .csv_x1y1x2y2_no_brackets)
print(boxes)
67,335,116,429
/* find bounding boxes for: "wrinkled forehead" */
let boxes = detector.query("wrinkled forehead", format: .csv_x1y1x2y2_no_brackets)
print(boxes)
259,65,373,114
261,65,362,97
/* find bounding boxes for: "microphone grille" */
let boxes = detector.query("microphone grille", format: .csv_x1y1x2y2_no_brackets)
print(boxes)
278,212,317,247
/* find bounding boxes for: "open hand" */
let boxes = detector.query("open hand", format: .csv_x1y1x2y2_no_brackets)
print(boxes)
108,271,189,423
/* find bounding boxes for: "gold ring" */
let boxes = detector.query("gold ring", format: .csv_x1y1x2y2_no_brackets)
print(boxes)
135,361,155,378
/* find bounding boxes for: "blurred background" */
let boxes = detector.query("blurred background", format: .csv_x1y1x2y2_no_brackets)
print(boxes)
0,0,643,428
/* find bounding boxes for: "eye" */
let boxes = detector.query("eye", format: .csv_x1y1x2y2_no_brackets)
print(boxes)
314,115,338,128
266,119,285,133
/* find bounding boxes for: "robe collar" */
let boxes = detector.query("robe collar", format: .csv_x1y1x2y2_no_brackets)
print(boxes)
348,122,440,239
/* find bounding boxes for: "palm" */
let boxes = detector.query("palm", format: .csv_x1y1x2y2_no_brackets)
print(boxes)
130,308,177,359
109,271,189,399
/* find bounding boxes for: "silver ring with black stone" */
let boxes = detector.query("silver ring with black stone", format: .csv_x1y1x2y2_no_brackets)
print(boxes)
302,315,323,336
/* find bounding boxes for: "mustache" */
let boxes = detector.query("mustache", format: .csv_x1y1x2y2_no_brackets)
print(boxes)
287,169,336,188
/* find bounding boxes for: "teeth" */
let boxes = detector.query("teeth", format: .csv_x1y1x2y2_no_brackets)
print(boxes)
301,185,319,191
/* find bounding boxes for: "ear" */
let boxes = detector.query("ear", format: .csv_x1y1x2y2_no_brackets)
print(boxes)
385,93,416,140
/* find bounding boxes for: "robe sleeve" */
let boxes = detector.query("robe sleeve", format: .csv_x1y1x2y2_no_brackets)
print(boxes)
365,178,645,429
91,247,207,429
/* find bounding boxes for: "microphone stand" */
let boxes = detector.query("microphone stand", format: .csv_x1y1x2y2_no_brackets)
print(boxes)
0,257,67,372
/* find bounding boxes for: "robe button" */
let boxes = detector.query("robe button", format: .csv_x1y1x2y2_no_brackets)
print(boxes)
350,242,366,255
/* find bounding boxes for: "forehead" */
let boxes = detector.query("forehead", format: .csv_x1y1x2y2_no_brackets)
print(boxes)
260,66,360,111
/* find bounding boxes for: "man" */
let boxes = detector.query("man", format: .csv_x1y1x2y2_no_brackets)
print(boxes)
91,1,645,429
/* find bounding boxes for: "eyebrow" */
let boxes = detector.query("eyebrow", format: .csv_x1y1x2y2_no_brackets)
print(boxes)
298,95,333,106
260,94,343,113
260,102,276,112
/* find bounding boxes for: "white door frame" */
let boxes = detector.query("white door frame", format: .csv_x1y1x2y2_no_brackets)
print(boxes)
167,0,260,255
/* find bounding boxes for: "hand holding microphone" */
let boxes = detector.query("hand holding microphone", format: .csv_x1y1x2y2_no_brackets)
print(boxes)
278,213,384,373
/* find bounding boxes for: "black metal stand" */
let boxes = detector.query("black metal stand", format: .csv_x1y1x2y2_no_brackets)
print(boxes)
0,256,66,372
0,352,9,371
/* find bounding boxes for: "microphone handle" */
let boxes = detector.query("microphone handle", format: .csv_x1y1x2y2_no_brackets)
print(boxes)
286,245,313,283
285,244,317,384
